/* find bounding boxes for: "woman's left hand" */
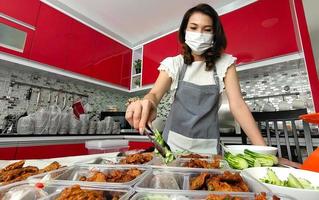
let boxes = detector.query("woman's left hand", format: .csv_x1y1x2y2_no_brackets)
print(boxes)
278,157,301,168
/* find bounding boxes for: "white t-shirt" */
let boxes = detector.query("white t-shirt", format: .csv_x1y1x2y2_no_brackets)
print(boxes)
158,53,237,100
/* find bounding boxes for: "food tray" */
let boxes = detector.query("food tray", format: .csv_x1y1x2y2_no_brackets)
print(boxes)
30,164,150,187
79,154,154,165
134,168,270,193
0,160,66,186
130,191,296,200
0,180,133,200
175,153,215,159
150,157,230,170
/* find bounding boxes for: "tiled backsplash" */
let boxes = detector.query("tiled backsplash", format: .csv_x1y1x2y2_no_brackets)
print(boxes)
238,58,314,112
0,62,130,130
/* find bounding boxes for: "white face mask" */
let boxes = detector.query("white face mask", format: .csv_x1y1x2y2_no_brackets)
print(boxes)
185,31,214,55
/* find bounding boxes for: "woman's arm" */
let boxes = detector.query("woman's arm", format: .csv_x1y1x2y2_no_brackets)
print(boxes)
224,64,266,145
126,71,172,133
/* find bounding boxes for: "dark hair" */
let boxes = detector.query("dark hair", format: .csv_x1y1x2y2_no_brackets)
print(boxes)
179,3,227,70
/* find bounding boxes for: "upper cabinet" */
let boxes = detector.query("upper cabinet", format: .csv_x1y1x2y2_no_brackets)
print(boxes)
28,3,132,88
0,17,34,58
30,3,72,69
0,0,40,26
222,0,299,64
142,32,180,86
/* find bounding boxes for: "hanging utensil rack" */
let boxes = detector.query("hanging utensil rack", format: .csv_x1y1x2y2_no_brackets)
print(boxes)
244,92,300,101
11,81,89,98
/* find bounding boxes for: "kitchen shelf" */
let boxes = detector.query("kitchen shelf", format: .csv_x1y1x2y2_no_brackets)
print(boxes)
131,47,143,89
132,73,141,78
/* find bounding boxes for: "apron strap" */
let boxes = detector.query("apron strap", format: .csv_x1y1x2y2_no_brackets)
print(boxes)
178,64,188,81
178,62,220,88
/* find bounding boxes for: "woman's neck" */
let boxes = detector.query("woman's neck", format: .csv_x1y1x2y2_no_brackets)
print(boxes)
192,54,205,61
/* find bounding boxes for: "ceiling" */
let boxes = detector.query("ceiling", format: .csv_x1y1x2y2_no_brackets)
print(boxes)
41,0,256,48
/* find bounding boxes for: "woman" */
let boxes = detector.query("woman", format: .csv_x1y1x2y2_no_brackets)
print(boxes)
126,3,266,154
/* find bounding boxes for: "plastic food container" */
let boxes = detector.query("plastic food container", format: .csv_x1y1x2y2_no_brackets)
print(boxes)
0,160,66,186
0,180,133,200
150,157,230,170
130,191,296,200
80,155,154,165
30,164,150,187
134,168,270,193
85,140,129,154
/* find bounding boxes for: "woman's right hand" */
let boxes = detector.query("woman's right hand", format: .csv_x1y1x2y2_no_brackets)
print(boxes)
125,99,157,134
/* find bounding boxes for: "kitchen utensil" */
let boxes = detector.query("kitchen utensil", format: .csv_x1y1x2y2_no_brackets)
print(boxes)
58,93,70,135
79,114,89,134
262,97,276,112
250,98,262,112
144,124,171,159
72,100,85,119
15,87,33,133
292,94,306,109
35,89,41,110
47,94,62,135
104,116,114,134
278,95,291,111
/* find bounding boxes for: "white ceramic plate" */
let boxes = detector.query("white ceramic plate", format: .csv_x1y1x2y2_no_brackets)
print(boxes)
243,167,319,200
225,145,278,155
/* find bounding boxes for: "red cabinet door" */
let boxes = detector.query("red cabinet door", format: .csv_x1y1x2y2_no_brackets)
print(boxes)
121,50,132,88
0,0,40,26
142,32,180,86
0,17,34,58
222,0,299,64
15,143,88,159
65,19,95,73
85,31,132,88
0,147,17,160
30,3,72,69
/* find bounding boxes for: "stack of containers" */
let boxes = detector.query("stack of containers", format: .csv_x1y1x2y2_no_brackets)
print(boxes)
0,152,296,199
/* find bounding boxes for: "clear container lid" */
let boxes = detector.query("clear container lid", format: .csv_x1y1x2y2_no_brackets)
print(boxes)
0,180,133,200
85,140,129,149
30,164,151,188
130,191,296,200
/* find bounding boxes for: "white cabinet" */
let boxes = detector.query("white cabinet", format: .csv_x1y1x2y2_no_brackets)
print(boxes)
131,47,143,90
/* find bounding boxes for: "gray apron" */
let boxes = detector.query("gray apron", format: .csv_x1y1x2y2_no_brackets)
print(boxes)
163,63,220,154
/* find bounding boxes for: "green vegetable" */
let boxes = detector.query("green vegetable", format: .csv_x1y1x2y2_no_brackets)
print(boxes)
237,154,261,167
224,152,248,170
264,168,283,186
287,173,304,189
260,168,317,190
153,129,175,164
255,157,274,167
298,178,313,189
244,149,278,166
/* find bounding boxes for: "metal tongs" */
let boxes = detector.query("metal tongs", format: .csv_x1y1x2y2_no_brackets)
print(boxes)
144,124,170,159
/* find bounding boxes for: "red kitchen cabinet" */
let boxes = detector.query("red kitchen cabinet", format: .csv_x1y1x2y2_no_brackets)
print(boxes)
128,141,153,151
0,0,40,26
121,50,132,88
142,32,180,86
86,49,131,88
221,0,299,64
0,17,34,58
30,3,72,69
0,147,17,160
15,143,88,159
65,19,96,73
